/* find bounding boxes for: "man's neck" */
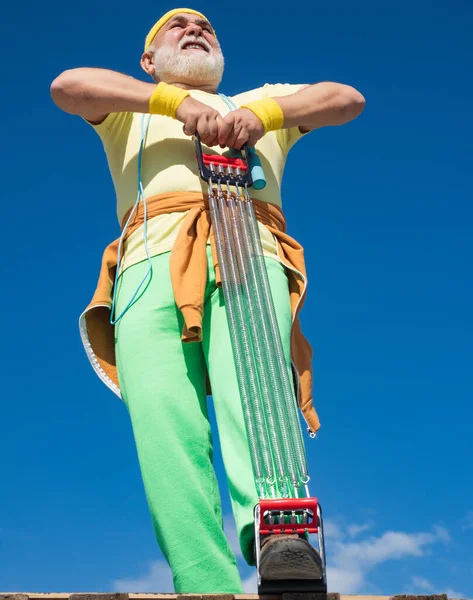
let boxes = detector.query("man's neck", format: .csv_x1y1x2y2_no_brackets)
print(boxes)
162,79,218,94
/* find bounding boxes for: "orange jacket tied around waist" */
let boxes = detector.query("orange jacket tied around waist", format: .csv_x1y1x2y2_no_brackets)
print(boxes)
79,192,321,435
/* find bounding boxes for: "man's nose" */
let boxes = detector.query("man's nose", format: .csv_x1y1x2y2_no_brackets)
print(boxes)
186,22,203,36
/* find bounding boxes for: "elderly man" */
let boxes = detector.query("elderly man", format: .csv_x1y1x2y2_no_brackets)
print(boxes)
51,8,364,594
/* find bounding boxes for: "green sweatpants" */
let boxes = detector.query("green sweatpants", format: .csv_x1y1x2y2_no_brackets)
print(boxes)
114,246,294,593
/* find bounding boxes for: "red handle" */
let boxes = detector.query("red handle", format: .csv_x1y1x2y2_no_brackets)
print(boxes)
259,498,319,535
202,153,248,171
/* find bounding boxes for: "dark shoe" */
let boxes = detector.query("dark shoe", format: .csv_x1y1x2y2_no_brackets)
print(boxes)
259,534,323,580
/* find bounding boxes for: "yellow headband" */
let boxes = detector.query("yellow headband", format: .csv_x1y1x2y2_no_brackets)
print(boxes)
144,8,215,51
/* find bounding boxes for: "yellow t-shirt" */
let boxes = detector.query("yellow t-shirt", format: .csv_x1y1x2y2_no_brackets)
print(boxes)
90,83,307,271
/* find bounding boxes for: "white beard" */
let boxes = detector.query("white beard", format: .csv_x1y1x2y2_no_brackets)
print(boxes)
154,35,224,87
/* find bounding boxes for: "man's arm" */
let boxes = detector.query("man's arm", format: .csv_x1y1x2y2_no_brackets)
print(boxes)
50,67,225,146
273,81,365,132
50,68,156,124
219,81,365,148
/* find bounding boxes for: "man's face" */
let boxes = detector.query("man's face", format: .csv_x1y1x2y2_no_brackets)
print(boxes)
146,13,224,89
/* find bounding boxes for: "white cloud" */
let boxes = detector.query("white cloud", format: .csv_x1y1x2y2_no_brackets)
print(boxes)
327,565,364,593
403,576,468,599
323,519,344,541
323,519,450,594
445,588,467,599
404,575,435,593
335,530,437,564
112,559,174,593
348,523,374,538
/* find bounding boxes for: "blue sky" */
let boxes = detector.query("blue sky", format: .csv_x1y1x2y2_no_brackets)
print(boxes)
0,0,472,596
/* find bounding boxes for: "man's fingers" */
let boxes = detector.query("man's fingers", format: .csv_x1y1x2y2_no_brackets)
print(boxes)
247,130,260,148
182,115,198,136
208,116,225,147
226,121,242,149
218,114,235,147
182,108,261,149
197,116,211,144
234,127,250,150
207,116,220,147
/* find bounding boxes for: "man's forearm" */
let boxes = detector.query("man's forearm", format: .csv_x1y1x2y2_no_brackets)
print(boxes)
50,68,156,123
274,82,365,131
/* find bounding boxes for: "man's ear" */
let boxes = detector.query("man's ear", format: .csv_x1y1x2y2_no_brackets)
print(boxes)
140,51,155,78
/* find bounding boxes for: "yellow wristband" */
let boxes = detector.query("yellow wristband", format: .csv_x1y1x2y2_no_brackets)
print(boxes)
149,82,190,118
240,98,284,133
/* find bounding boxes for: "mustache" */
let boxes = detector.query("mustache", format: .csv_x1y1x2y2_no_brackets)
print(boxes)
178,35,212,52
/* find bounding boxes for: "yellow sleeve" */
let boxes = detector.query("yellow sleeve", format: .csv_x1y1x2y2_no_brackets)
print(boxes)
85,111,133,146
262,83,311,154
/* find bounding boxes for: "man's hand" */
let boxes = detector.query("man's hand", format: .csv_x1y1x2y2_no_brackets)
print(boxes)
218,108,265,149
175,99,265,149
175,97,223,147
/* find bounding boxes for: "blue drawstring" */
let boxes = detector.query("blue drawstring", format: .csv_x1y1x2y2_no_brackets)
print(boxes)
110,113,153,325
219,93,238,112
219,94,266,190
